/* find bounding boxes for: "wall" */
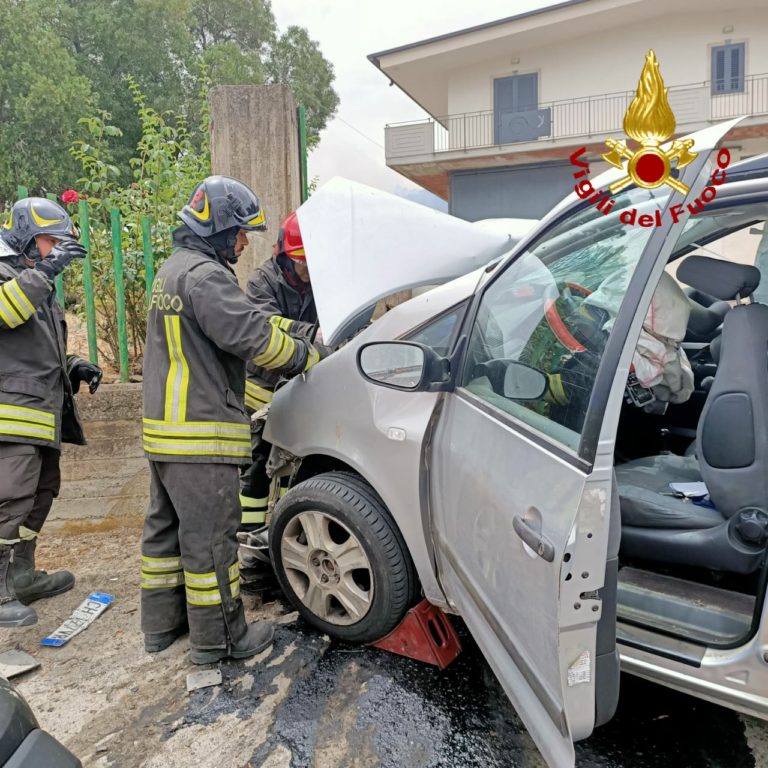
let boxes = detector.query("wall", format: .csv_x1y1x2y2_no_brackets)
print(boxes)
48,384,146,528
209,85,302,284
446,10,768,116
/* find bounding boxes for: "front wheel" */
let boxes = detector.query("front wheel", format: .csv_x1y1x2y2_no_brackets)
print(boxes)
269,472,417,643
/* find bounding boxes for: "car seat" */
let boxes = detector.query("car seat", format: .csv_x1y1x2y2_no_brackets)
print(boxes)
617,256,767,574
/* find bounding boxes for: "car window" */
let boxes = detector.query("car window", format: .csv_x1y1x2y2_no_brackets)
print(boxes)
666,202,768,300
406,305,464,357
461,184,671,451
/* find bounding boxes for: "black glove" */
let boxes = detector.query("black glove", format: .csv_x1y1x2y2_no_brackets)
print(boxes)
69,360,103,395
35,240,87,280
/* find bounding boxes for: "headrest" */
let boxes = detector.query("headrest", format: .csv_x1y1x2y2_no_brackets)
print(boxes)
677,256,760,301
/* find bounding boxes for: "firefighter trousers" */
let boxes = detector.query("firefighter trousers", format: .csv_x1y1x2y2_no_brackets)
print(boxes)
0,443,60,544
140,461,248,651
238,423,272,529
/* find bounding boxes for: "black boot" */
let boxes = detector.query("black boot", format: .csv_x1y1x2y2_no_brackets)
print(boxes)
0,544,37,627
190,621,275,665
11,538,75,604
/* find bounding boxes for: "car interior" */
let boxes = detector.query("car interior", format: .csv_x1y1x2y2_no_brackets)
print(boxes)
613,200,768,659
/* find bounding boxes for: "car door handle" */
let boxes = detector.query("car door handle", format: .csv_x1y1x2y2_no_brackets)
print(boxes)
513,514,555,562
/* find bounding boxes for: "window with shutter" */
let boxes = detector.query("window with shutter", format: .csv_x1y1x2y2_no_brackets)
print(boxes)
711,43,745,94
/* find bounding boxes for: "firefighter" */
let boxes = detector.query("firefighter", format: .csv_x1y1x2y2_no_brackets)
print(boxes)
239,210,318,531
141,176,324,664
0,197,101,627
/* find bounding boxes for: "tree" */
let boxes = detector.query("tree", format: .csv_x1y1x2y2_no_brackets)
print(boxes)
0,0,94,200
50,0,194,173
0,0,338,198
266,26,340,148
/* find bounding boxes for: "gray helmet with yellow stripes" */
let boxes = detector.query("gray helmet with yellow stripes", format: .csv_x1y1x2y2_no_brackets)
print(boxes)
178,176,267,238
2,197,75,256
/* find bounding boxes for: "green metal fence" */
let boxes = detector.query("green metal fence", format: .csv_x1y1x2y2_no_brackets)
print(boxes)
15,184,154,383
13,105,310,385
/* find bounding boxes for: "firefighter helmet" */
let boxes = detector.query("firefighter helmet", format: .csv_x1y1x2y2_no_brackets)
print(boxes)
275,211,305,262
2,197,75,256
178,176,267,238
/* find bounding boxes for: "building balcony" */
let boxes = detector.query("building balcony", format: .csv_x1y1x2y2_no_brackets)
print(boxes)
385,73,768,165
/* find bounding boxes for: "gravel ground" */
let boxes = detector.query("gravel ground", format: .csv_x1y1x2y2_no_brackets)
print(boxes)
2,521,767,768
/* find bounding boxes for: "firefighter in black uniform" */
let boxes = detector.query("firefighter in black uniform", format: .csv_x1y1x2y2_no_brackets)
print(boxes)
239,210,317,530
0,198,101,627
141,176,324,664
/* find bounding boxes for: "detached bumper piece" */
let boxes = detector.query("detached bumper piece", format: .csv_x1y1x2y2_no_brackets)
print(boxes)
370,599,462,669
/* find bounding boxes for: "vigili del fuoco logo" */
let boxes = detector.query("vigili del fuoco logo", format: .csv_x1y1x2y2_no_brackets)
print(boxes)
569,50,731,226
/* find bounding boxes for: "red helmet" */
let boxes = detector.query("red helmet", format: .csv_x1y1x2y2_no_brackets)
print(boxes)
274,211,305,262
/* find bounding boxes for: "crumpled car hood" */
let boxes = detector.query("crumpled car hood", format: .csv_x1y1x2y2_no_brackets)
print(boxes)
296,178,521,346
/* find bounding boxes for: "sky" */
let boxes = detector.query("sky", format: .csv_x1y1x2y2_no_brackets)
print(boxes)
271,0,560,199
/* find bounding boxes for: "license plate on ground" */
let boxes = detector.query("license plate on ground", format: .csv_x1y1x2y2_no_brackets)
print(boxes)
40,592,115,647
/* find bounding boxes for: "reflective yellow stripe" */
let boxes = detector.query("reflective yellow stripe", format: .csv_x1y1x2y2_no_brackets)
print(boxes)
231,579,241,599
141,554,182,572
2,279,35,320
142,419,249,438
0,420,55,441
184,569,218,588
228,562,239,581
270,334,296,369
253,325,296,370
269,315,293,332
18,526,38,541
31,206,64,227
240,493,268,509
246,209,265,227
0,404,55,426
0,288,22,328
241,510,267,524
279,486,289,498
141,572,185,589
143,438,251,458
304,345,320,372
163,315,189,423
0,282,30,327
253,324,281,367
244,382,273,403
186,588,222,606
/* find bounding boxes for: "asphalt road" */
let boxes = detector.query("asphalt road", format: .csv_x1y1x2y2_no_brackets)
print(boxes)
184,616,766,768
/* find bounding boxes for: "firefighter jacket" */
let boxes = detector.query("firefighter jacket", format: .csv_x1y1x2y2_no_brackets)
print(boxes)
0,258,85,449
244,257,317,413
142,229,319,464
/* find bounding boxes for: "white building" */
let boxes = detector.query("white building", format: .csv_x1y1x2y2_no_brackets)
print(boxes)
370,0,768,220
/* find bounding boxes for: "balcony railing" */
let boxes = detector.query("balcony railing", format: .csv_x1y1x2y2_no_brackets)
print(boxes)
385,73,768,160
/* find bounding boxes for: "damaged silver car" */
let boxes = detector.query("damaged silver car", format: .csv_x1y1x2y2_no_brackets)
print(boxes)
244,118,768,767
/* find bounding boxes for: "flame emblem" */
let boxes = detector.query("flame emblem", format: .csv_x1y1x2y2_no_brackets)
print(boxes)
602,50,697,195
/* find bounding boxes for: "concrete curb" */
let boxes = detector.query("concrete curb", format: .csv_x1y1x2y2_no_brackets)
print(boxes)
50,383,147,529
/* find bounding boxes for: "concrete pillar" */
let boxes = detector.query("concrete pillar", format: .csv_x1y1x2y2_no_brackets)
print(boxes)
210,84,302,283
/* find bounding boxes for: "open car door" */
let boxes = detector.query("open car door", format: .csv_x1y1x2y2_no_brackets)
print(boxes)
427,120,743,766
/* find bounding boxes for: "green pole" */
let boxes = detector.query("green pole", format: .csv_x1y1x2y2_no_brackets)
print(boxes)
45,193,64,303
111,208,129,382
298,105,308,202
79,200,98,365
141,216,154,304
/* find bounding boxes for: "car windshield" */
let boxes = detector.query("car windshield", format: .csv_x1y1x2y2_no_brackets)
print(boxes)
461,158,731,450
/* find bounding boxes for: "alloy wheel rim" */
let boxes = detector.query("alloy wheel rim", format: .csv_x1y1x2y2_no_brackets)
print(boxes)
281,510,374,626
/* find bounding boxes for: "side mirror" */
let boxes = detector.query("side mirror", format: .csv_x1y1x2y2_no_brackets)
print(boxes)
358,342,449,392
503,361,549,400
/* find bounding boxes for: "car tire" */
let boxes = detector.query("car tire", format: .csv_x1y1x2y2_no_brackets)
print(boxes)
269,471,417,643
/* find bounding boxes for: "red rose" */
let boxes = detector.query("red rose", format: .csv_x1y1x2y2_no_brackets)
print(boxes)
61,189,80,204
